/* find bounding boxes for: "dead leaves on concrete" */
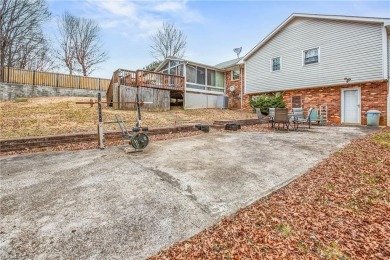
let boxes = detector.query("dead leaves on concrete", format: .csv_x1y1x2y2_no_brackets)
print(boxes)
150,128,390,259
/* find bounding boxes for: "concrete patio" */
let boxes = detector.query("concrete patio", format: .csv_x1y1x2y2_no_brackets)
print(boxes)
0,126,379,259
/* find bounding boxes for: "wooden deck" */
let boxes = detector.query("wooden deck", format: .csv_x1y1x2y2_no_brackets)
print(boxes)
106,69,185,106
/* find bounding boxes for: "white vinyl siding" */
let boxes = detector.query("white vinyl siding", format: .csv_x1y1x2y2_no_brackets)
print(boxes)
245,18,384,94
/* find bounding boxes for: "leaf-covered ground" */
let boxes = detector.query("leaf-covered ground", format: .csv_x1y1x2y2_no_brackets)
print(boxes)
0,97,256,139
150,128,390,259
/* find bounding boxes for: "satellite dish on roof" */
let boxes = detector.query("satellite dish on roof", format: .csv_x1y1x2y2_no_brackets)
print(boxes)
233,47,242,58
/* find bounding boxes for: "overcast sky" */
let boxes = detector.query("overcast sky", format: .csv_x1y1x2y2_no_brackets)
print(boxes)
46,0,390,79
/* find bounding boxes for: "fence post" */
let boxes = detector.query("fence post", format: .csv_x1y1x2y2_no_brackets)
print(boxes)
33,70,36,85
56,73,59,87
97,92,104,149
98,78,101,91
7,67,10,83
78,76,81,89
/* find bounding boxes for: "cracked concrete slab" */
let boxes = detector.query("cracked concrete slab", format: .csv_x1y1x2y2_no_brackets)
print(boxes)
0,126,379,259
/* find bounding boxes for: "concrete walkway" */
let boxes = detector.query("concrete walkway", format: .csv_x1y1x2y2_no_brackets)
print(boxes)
0,126,378,259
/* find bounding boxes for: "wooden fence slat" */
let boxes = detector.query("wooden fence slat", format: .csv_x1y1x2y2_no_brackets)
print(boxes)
1,67,110,91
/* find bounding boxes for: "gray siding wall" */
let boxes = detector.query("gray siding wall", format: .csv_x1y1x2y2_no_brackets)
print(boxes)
245,18,384,93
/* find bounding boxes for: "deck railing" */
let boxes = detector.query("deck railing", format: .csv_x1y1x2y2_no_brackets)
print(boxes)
1,67,110,91
106,68,185,106
134,70,184,91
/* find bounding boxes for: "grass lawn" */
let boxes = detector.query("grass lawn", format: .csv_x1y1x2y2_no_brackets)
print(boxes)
0,97,256,139
150,129,390,259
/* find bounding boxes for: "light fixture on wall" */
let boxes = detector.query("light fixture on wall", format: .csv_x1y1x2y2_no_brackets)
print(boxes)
344,77,351,83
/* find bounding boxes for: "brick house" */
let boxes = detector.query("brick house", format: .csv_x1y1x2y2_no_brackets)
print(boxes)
243,13,390,126
214,58,246,109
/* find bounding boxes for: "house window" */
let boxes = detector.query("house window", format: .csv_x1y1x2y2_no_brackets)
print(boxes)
231,68,240,81
291,95,302,108
303,48,319,65
271,57,280,71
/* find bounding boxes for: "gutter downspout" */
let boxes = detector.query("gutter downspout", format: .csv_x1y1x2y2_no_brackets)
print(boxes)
183,61,187,110
240,64,243,109
385,24,390,126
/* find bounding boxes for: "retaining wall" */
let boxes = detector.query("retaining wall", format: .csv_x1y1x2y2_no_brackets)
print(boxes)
0,125,197,153
0,83,106,101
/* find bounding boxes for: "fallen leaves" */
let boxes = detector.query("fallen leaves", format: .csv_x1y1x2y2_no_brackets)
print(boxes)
149,127,390,259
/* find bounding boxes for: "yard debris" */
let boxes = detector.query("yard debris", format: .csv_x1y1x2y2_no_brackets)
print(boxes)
149,128,390,259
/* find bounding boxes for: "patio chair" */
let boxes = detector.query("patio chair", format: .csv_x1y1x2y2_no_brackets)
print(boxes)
268,108,276,128
309,108,324,125
273,108,290,131
292,108,313,130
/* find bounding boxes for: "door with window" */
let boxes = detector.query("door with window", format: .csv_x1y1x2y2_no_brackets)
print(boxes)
342,88,361,124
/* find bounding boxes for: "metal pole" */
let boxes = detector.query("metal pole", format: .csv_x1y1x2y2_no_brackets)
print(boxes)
97,93,104,149
136,88,142,127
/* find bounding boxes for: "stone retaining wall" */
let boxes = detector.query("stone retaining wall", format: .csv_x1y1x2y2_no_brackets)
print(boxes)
0,82,106,101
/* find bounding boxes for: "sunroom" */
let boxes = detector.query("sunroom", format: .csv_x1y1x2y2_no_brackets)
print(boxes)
155,58,226,109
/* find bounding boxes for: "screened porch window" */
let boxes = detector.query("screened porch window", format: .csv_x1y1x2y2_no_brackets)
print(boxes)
304,48,319,65
196,67,205,85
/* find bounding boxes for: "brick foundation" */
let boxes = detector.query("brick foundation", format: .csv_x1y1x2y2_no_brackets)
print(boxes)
282,81,388,126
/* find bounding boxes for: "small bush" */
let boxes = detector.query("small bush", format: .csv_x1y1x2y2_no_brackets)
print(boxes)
250,92,286,115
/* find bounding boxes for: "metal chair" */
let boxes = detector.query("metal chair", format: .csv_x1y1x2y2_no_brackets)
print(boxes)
268,108,276,128
309,108,324,125
273,108,290,131
292,108,313,130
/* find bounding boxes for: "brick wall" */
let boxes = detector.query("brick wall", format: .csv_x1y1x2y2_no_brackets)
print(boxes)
225,67,245,109
282,80,388,126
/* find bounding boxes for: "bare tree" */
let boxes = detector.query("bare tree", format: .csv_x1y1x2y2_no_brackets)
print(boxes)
150,22,187,61
0,0,51,80
57,12,108,76
73,16,108,76
56,12,78,75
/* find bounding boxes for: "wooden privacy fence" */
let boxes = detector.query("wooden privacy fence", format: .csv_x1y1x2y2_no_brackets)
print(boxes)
1,67,110,91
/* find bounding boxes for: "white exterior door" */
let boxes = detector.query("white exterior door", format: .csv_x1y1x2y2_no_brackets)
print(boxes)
342,88,361,124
